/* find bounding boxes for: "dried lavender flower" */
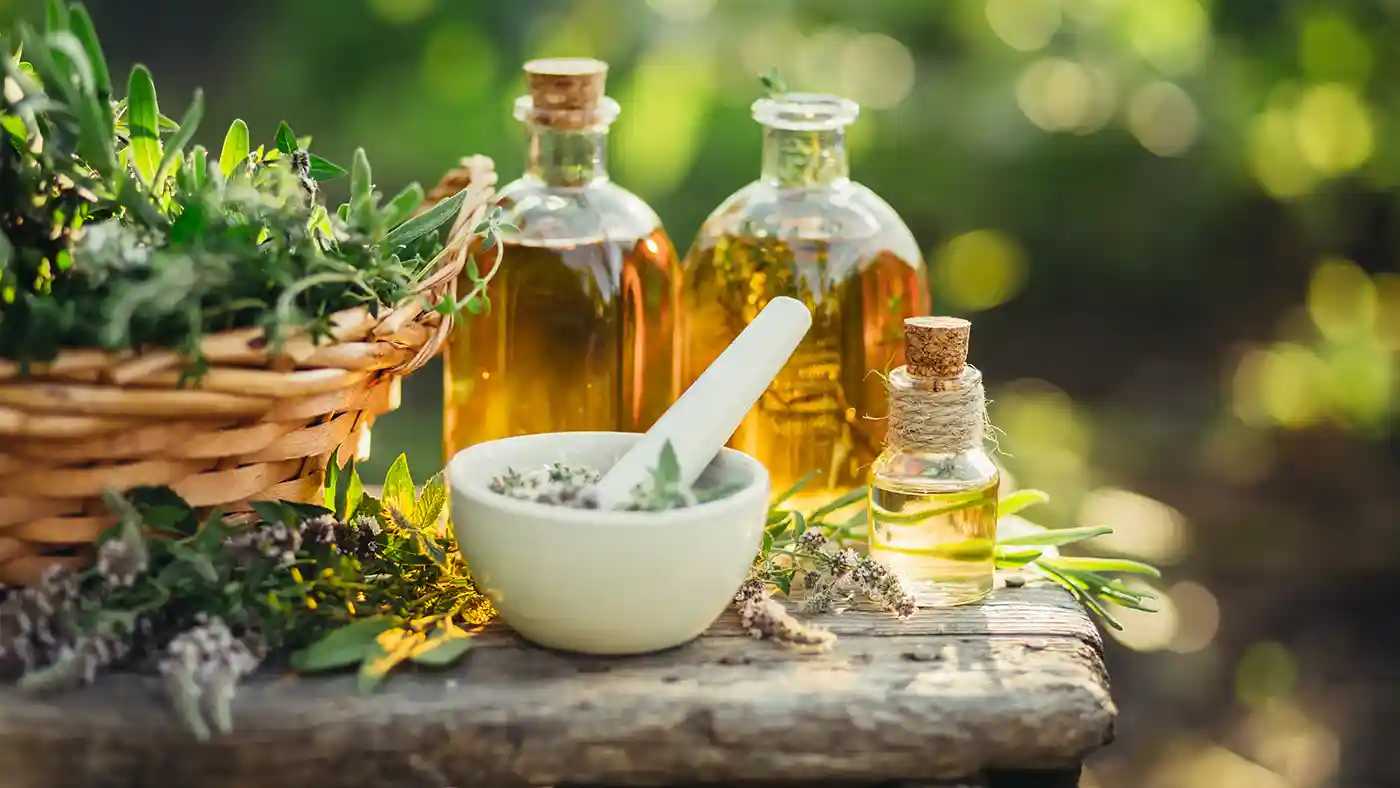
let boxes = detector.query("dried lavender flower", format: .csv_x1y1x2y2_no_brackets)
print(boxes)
226,520,302,567
795,529,827,553
737,595,834,652
95,537,147,588
799,578,838,615
733,575,767,606
827,547,859,578
159,616,261,741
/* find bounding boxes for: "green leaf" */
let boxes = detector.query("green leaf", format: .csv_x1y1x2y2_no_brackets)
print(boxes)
323,449,340,511
773,567,794,595
125,64,160,186
655,440,681,488
409,625,480,666
344,467,365,524
771,469,820,507
67,4,109,97
810,485,868,521
166,541,218,583
153,88,203,189
307,153,347,181
292,616,398,672
999,489,1050,517
22,26,115,175
218,119,249,177
334,458,356,523
348,147,374,230
380,183,425,230
997,525,1113,548
187,144,208,191
249,500,296,526
380,454,415,519
416,471,447,529
44,0,67,32
274,120,297,155
993,547,1044,568
1039,556,1161,577
379,186,465,249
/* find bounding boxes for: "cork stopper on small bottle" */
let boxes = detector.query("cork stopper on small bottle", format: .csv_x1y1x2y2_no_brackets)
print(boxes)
904,316,971,379
522,57,609,129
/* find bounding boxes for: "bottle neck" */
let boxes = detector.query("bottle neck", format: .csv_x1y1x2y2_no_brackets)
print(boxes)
761,127,850,187
525,124,609,187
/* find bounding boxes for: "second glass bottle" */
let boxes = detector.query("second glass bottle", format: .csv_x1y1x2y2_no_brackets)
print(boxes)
681,92,930,508
444,58,681,459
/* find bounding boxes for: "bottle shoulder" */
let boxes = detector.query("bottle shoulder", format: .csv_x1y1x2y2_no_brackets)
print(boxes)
496,177,668,246
872,446,999,492
690,178,923,267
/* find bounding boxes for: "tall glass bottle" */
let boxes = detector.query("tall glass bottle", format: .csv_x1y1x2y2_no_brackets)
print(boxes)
681,93,929,508
445,58,681,459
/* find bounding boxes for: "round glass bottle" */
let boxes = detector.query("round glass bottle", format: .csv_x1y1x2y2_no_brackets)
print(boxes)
444,59,681,460
680,93,929,509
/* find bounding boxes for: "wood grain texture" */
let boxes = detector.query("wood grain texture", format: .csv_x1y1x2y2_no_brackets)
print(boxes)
0,586,1115,788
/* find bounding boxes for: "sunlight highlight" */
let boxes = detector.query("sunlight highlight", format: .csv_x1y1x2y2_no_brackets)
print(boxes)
1167,581,1219,653
985,0,1061,52
1307,258,1376,341
1127,81,1199,157
1079,487,1190,564
1294,83,1374,175
1017,58,1095,132
932,229,1028,311
1123,0,1212,75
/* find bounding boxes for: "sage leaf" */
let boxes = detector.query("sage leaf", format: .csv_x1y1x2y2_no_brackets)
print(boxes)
125,64,160,186
292,615,398,672
379,185,465,249
218,118,249,177
348,147,374,231
998,489,1050,517
66,3,109,97
380,183,425,230
307,152,347,181
167,541,218,583
274,120,297,155
153,88,203,189
322,448,340,511
656,440,681,488
344,466,365,524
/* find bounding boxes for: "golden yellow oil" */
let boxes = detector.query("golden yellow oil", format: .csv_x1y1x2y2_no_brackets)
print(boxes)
680,235,928,509
868,473,999,607
443,228,680,458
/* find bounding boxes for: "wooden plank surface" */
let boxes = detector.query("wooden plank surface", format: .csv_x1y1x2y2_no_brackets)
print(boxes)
0,585,1115,788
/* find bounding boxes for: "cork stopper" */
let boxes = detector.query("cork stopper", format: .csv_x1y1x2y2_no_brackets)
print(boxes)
522,58,608,129
904,316,971,379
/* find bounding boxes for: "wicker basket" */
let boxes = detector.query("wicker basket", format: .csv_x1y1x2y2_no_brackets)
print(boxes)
0,156,497,587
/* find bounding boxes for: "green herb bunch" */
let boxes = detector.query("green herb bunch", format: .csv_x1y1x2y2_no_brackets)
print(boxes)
0,453,490,740
0,0,500,372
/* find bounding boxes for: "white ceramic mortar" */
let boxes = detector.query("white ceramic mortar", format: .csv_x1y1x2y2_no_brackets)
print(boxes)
448,431,770,655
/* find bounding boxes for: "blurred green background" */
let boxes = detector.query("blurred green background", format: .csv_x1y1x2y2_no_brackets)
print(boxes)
5,0,1399,785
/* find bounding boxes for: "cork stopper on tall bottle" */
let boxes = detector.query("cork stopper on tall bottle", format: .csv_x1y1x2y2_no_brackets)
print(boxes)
522,57,609,130
903,316,971,379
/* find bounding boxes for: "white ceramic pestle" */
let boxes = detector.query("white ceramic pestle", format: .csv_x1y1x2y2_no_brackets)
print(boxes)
592,296,813,509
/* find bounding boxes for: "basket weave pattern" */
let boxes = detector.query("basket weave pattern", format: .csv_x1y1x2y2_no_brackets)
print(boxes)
0,156,497,587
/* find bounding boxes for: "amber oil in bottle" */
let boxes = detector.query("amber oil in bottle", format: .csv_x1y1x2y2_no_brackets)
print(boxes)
444,59,681,458
868,317,999,607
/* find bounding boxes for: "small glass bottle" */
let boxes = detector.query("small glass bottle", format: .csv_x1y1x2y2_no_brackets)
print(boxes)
444,58,681,459
868,317,999,607
680,92,929,509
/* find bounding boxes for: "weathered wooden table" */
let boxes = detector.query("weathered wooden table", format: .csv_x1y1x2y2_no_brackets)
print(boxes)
0,585,1115,788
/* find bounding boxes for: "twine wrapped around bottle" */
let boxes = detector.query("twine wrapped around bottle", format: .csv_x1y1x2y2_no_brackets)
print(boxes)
886,369,990,455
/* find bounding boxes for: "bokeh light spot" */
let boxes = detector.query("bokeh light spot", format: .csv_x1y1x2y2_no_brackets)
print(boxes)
1079,487,1190,564
1258,343,1329,428
1307,257,1376,341
1016,58,1094,132
614,46,716,198
839,33,916,110
1240,701,1342,788
1248,106,1319,198
1236,641,1298,708
1294,83,1373,175
420,23,495,104
368,0,436,25
1167,581,1219,653
1127,81,1199,156
1299,11,1372,84
1107,577,1178,652
932,229,1029,311
985,0,1061,52
1123,0,1212,75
